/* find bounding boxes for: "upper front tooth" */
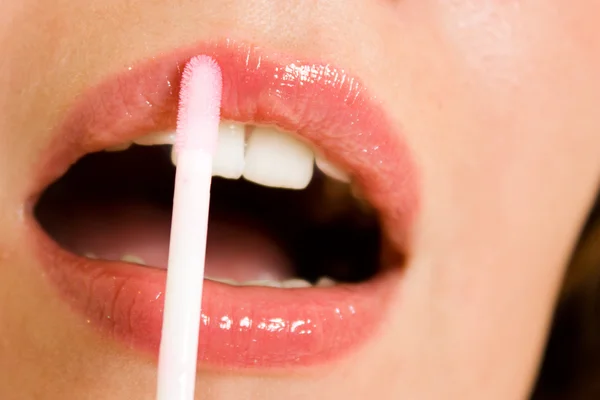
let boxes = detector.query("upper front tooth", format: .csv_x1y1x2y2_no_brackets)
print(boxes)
243,126,314,189
120,254,146,266
212,122,245,179
315,155,350,183
133,132,176,146
316,277,336,287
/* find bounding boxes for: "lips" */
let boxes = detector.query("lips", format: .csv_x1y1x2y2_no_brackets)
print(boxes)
25,40,419,369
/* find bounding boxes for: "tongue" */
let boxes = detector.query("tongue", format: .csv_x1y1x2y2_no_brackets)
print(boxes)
38,201,294,282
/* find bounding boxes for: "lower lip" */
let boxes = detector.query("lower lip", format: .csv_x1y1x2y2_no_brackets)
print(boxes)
30,223,401,368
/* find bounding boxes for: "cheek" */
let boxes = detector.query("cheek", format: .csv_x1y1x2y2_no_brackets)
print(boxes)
437,1,527,84
400,0,600,278
392,3,600,392
431,0,600,123
408,0,600,198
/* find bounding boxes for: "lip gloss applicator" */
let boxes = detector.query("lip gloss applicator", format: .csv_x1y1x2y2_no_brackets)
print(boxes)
156,55,223,400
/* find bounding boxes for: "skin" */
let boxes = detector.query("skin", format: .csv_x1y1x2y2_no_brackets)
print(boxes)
0,0,599,399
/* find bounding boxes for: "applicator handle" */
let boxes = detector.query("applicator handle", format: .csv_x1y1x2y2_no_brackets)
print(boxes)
157,151,212,400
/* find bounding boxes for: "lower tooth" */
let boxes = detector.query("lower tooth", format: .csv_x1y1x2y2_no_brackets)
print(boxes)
206,277,240,286
316,277,336,287
205,278,327,288
120,254,146,266
281,279,312,288
242,280,283,288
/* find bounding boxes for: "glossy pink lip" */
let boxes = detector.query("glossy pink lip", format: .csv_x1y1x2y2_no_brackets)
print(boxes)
26,40,419,369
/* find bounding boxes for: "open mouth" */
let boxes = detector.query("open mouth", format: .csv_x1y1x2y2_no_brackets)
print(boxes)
26,40,419,369
36,125,383,287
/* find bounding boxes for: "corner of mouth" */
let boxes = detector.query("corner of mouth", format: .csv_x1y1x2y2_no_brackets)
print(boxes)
24,39,420,369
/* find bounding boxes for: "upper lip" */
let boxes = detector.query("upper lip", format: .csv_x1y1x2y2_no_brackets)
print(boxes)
30,40,418,248
26,39,419,369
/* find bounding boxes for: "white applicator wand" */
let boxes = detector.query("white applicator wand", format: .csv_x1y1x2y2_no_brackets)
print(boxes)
156,56,222,400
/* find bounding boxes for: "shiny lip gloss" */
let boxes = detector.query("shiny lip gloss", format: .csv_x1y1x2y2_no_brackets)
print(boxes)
26,40,420,369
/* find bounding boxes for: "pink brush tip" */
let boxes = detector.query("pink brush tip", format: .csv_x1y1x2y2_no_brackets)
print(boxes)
175,55,223,154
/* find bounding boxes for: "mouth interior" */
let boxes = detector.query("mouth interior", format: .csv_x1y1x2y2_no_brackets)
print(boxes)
34,143,384,286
